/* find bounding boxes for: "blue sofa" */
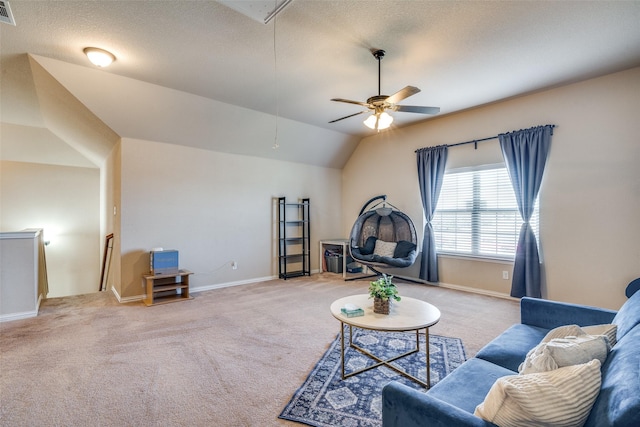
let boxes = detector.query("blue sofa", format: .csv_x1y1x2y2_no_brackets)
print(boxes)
382,290,640,427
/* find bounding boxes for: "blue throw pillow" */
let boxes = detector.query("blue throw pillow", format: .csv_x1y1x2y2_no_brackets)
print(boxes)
360,236,377,255
394,240,416,258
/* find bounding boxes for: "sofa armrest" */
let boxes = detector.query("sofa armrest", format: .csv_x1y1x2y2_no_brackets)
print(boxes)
382,382,496,427
520,297,616,329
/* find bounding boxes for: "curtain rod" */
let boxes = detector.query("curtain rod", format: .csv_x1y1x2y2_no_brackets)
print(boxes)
448,135,497,149
416,124,555,152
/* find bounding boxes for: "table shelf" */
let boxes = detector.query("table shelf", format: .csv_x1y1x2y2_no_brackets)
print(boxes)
143,269,193,306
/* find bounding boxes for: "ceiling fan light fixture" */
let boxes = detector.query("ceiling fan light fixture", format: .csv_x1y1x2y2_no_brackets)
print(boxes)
83,47,116,67
330,49,439,129
363,114,378,129
364,112,393,130
378,111,393,129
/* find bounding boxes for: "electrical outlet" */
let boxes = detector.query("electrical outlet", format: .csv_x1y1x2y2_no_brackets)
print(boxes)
231,261,238,270
502,270,509,280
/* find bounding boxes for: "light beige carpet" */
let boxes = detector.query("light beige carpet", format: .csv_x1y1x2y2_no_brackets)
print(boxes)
0,274,519,426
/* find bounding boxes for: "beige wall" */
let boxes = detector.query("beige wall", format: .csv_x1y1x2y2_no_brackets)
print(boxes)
117,137,342,300
0,161,101,297
98,142,121,295
4,62,637,310
342,67,640,310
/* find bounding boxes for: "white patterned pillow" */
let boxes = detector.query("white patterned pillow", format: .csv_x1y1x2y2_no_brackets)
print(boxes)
519,334,609,374
582,323,617,347
474,359,602,427
541,323,617,347
373,240,397,258
541,324,586,343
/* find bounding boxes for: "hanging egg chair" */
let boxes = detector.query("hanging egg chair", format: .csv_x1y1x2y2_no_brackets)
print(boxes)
349,195,418,274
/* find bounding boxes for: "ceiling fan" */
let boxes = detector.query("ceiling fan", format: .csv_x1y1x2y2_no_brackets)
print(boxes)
329,49,440,131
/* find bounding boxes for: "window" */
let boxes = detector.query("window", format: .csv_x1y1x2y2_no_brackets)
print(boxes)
432,164,538,259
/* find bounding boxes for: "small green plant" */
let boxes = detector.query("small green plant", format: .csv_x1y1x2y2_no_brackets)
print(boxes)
368,274,401,302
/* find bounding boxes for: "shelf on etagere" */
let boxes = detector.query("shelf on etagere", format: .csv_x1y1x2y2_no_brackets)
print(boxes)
277,197,310,280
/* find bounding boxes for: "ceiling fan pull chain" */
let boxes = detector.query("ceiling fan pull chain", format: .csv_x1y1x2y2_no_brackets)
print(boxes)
272,12,279,149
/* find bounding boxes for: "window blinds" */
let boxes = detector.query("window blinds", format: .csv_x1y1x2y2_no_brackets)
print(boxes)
433,166,539,259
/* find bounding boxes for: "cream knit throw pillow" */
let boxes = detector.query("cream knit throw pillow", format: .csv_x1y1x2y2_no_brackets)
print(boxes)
474,359,602,427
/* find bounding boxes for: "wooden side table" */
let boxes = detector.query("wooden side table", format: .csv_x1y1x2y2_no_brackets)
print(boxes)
143,269,193,306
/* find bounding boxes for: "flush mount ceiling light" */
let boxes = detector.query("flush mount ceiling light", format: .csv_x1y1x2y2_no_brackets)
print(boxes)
83,47,116,67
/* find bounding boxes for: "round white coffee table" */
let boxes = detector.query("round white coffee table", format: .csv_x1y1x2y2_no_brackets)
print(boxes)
330,294,441,388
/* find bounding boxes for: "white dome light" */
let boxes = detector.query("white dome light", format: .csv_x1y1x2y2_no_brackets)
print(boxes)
83,47,116,67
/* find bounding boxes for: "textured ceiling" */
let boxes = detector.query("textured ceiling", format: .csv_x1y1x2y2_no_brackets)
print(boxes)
2,1,640,167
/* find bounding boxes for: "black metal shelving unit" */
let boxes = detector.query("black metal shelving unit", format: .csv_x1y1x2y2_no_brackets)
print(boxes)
278,197,310,279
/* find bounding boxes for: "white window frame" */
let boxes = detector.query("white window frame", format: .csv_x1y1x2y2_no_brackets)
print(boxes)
432,163,539,261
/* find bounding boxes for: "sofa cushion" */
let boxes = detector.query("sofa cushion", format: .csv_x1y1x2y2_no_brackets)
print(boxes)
427,357,515,414
475,359,602,427
585,325,640,427
519,334,609,374
382,381,499,427
612,288,640,341
475,324,548,372
520,297,616,330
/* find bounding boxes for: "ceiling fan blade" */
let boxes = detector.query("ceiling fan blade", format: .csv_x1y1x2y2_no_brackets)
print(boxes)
328,110,369,123
331,98,371,107
394,105,440,115
385,86,421,104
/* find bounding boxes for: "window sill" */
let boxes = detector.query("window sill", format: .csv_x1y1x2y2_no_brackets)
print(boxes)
437,253,514,265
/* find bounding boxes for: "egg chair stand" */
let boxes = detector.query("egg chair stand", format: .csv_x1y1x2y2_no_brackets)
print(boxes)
346,195,420,283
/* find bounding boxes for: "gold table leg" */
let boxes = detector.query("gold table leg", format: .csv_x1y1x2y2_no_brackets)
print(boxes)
338,325,432,389
426,327,430,388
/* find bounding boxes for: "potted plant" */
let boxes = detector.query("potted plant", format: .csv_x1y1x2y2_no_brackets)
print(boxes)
368,274,400,314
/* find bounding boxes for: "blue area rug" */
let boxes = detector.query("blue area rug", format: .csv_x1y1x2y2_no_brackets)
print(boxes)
279,328,466,427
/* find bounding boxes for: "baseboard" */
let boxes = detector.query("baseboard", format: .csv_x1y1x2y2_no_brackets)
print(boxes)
108,275,513,303
371,275,517,301
0,310,39,323
437,281,518,301
1,295,43,322
110,275,279,303
110,286,145,304
191,275,276,294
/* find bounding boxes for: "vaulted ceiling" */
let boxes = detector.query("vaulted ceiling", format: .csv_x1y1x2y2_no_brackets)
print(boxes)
2,1,640,168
